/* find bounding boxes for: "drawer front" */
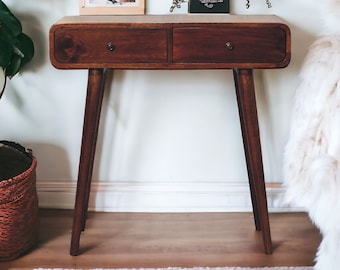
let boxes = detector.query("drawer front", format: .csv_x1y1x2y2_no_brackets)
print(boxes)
53,28,168,64
173,26,288,65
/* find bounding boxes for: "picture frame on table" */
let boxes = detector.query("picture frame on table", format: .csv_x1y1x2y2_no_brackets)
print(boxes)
79,0,145,15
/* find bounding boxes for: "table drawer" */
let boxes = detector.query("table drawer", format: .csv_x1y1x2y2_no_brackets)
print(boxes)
53,28,168,64
173,25,288,65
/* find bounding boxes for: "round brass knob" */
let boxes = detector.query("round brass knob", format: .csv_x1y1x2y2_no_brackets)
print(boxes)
225,41,234,51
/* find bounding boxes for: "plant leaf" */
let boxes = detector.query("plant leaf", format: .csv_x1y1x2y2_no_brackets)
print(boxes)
0,41,12,67
15,33,34,67
0,0,34,81
5,53,21,78
0,2,22,41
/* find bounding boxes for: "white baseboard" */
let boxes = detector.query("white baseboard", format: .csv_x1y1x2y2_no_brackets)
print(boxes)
36,181,304,212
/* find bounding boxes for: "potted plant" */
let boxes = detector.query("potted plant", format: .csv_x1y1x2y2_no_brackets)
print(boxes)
0,0,38,261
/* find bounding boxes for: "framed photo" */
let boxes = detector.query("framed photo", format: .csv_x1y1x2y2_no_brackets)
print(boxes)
79,0,145,15
189,0,230,13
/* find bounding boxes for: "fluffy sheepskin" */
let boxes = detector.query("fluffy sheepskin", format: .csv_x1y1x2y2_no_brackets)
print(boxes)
284,0,340,270
284,1,340,269
284,34,340,270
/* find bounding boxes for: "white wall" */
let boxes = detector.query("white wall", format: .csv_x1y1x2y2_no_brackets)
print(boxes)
0,0,325,212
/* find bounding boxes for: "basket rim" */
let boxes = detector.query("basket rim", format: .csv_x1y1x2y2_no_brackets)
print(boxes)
0,141,37,186
0,157,37,184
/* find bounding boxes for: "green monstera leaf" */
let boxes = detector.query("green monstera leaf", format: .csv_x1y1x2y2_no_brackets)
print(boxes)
0,0,34,82
5,32,34,77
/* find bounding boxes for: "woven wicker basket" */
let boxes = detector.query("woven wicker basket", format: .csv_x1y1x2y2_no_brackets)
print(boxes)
0,141,39,261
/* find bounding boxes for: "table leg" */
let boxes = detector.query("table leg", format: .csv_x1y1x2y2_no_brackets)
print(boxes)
233,68,273,254
70,68,106,256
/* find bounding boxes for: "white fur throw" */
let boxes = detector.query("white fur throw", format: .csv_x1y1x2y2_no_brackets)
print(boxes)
283,35,340,270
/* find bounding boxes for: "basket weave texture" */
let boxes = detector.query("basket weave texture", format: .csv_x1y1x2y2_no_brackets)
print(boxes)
0,141,39,261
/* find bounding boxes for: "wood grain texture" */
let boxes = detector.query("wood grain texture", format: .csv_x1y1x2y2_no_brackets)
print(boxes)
0,210,320,269
48,15,292,256
49,15,290,69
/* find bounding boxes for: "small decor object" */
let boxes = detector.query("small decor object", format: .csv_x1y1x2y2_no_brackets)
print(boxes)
189,0,230,13
246,0,272,9
170,0,186,12
79,0,145,15
0,141,39,261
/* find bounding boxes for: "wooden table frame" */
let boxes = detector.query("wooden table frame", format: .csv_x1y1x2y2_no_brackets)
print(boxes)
49,15,291,256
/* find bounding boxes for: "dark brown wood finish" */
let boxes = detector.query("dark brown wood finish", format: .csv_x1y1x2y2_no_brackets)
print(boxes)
49,15,291,256
50,15,291,70
70,69,106,255
233,68,272,254
172,26,287,64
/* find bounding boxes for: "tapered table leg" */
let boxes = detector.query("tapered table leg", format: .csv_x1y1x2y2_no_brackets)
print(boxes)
70,68,106,256
233,68,273,254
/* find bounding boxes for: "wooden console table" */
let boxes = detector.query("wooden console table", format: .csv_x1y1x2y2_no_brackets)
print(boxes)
49,15,291,256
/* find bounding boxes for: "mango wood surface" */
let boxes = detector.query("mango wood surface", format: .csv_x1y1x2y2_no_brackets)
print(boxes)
48,15,291,256
50,15,291,70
